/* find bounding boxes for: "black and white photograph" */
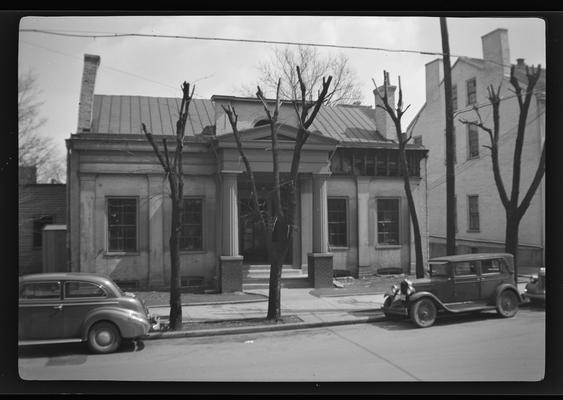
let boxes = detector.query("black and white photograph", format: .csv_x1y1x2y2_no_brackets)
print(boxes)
9,11,561,394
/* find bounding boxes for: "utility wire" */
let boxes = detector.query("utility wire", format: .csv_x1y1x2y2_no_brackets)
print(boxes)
20,28,542,71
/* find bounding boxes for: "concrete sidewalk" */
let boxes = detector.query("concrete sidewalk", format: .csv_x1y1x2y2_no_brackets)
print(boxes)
144,281,530,340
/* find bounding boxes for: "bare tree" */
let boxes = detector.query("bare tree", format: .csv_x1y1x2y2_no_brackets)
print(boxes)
460,65,544,281
245,46,359,106
18,70,65,183
141,81,195,330
373,71,425,278
223,67,333,320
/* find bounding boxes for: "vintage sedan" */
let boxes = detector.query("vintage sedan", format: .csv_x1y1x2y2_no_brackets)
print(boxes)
382,253,522,328
523,267,546,304
19,272,160,354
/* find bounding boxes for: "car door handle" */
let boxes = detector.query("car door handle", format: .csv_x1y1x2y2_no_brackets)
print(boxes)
53,305,63,311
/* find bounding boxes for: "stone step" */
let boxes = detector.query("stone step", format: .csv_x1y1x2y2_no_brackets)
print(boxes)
244,269,305,279
243,276,310,290
242,264,296,271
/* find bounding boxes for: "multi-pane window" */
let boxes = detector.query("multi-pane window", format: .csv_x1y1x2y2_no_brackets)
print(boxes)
468,195,480,231
180,198,203,251
452,84,458,111
20,281,61,299
328,198,348,247
33,215,54,248
330,149,422,178
467,124,480,159
466,77,477,105
107,198,137,252
377,199,399,245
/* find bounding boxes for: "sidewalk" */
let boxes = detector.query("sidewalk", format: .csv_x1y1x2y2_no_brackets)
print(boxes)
144,279,530,340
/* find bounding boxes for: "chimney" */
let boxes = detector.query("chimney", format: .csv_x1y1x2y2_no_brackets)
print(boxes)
77,54,101,133
374,84,396,139
19,165,37,184
425,58,443,103
481,28,510,77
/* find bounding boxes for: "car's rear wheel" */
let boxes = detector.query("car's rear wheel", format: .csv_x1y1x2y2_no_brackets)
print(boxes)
88,321,121,354
496,290,519,318
409,298,437,328
383,297,402,321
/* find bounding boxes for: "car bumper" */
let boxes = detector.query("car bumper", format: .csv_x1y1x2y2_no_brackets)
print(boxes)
522,291,545,302
148,313,161,332
382,295,409,316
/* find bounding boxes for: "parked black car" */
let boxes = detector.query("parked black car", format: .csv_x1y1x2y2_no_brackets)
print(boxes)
382,253,522,328
523,267,545,304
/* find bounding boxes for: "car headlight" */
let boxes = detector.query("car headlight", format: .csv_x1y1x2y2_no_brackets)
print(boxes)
400,279,415,296
391,285,399,295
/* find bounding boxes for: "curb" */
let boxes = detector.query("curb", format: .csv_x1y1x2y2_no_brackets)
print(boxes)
144,312,387,340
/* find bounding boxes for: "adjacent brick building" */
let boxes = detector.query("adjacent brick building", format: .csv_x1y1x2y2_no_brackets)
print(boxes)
18,166,67,275
408,28,545,268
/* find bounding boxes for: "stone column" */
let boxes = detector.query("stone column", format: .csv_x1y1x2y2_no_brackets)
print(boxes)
308,173,333,288
357,177,371,277
219,171,243,292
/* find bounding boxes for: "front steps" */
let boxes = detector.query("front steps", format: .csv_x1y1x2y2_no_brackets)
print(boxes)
242,264,309,290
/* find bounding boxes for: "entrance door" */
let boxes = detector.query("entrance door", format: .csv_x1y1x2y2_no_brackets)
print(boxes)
239,198,269,263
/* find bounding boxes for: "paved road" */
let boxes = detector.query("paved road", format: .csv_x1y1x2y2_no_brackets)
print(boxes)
18,306,545,382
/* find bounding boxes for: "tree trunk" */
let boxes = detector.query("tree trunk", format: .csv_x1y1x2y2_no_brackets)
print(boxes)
266,220,292,321
168,198,183,330
399,149,424,278
505,211,520,284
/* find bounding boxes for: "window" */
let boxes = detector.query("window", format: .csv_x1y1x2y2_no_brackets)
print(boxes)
328,198,348,247
180,198,203,251
377,199,399,245
20,281,61,299
32,215,54,248
468,195,480,231
481,259,502,274
466,78,477,105
454,261,478,276
107,198,137,252
65,281,107,298
467,124,480,159
452,84,458,111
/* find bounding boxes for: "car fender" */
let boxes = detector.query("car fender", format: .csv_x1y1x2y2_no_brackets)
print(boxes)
407,291,448,311
81,307,149,340
493,283,523,304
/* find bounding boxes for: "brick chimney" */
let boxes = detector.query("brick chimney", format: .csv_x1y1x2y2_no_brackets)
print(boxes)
425,58,443,103
77,54,101,133
481,28,510,77
374,84,396,139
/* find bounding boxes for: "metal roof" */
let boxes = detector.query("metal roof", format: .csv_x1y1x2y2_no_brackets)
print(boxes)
90,95,215,136
88,95,391,145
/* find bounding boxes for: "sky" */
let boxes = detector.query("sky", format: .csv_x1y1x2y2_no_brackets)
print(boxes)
18,15,546,167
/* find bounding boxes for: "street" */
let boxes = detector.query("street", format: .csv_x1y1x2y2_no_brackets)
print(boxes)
18,306,544,382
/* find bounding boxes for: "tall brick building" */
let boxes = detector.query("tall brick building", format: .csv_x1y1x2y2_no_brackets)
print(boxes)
19,166,67,275
408,28,545,268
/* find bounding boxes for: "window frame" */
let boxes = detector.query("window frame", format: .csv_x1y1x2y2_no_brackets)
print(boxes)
466,77,477,106
179,196,205,253
19,281,62,300
376,197,401,247
327,197,349,249
467,194,480,232
467,124,480,159
106,196,139,254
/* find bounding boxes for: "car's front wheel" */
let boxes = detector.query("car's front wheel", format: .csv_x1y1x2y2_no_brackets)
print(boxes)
409,298,437,328
88,321,122,354
496,290,519,318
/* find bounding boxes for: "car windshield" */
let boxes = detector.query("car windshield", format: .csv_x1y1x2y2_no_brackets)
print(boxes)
429,262,449,277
